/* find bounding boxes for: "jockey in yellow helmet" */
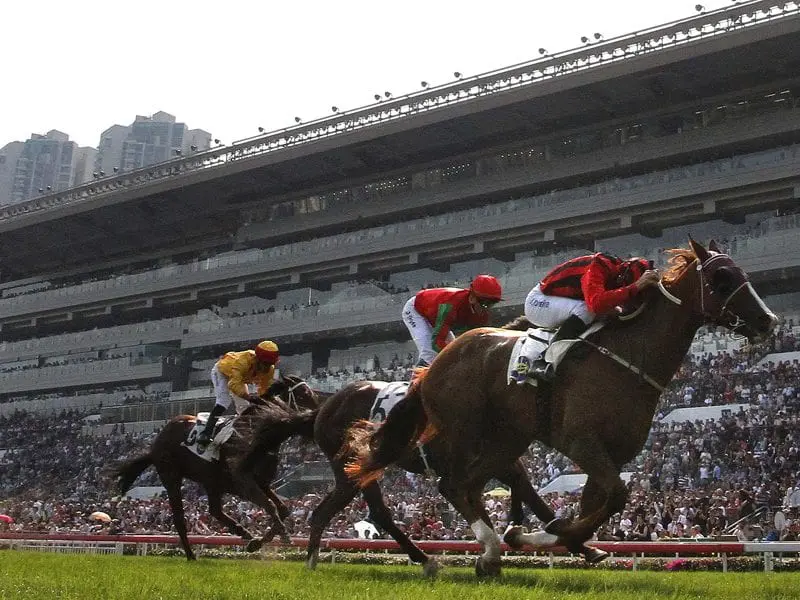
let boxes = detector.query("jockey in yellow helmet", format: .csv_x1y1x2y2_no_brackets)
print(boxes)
197,340,280,450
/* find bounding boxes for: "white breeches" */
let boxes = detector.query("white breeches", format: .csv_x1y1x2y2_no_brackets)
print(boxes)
524,284,594,328
402,297,454,365
211,364,248,414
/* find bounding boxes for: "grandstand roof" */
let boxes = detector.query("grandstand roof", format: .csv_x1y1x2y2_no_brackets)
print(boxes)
1,1,799,278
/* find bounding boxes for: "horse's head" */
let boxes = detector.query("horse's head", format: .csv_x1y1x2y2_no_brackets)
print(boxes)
267,375,320,411
680,238,778,343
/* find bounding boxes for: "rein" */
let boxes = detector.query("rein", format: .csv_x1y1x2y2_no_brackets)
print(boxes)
576,279,685,393
285,380,312,411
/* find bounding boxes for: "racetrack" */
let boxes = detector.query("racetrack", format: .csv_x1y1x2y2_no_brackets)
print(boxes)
2,551,799,600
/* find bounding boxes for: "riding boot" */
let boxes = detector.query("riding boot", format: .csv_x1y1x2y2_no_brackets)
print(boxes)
197,404,225,450
530,315,589,381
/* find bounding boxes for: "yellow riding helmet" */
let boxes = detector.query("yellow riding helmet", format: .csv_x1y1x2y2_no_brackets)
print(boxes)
255,340,280,364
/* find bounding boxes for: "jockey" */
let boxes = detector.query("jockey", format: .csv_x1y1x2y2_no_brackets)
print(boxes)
196,340,280,450
524,253,660,380
402,274,503,367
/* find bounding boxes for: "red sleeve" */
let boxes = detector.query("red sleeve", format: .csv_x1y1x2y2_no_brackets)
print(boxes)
581,260,638,315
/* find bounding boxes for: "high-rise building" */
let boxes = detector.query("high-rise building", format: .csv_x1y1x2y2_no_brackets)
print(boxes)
0,142,24,206
96,111,212,174
9,131,83,204
73,146,98,187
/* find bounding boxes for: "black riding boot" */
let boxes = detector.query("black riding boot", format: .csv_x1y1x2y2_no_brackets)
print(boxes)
197,404,225,450
530,315,589,381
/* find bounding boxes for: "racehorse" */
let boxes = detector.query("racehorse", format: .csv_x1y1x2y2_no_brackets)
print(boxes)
246,379,604,577
113,375,320,560
346,240,778,576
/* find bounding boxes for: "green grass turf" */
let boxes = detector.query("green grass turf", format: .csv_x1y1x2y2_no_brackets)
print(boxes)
1,552,799,600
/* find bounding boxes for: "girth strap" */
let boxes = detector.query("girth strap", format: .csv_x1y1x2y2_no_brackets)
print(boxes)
579,339,665,393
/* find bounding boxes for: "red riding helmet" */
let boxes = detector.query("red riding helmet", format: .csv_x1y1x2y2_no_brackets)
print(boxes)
254,340,280,364
470,275,503,301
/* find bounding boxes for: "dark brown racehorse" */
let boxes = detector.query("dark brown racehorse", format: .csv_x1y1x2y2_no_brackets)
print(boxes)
248,379,602,577
347,240,778,576
113,375,320,560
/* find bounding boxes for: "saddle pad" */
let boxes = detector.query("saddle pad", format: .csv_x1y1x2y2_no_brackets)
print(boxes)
183,416,235,462
369,381,411,423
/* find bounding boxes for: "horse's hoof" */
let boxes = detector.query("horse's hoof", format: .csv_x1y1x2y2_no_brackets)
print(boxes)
503,525,526,549
186,553,197,561
544,518,570,535
245,537,264,552
422,558,440,578
583,546,609,564
279,533,292,545
262,528,276,543
475,556,502,578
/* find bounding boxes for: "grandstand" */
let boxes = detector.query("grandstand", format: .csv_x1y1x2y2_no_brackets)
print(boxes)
1,1,800,499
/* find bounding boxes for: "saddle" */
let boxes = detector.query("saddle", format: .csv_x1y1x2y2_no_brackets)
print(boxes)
507,322,604,386
184,413,235,462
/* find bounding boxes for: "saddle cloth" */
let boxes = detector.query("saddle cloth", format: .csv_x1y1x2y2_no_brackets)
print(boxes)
183,413,235,462
507,322,603,386
369,381,411,423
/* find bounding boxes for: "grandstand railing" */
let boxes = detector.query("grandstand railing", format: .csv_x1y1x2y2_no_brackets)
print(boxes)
1,533,796,571
1,1,792,225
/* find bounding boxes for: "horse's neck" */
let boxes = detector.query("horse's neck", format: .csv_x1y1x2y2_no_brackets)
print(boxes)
604,276,703,392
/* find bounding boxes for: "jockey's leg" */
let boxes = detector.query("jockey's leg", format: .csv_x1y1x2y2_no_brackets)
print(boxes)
198,366,233,449
402,297,437,366
530,315,590,381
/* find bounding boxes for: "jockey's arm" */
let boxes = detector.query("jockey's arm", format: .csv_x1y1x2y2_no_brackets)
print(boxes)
225,355,254,399
255,365,276,397
431,303,455,352
582,261,639,315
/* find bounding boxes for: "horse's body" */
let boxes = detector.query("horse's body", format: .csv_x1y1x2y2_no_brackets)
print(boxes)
250,379,600,576
114,375,319,560
348,241,778,576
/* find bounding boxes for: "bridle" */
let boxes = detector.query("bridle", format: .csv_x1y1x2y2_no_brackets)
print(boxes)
694,252,753,335
285,379,314,411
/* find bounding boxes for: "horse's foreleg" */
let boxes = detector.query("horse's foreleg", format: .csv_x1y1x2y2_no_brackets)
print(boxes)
306,476,358,569
159,470,195,561
362,483,437,576
265,488,290,522
439,478,502,578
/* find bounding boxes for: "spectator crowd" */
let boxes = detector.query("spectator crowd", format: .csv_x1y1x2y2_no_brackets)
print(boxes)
2,321,800,545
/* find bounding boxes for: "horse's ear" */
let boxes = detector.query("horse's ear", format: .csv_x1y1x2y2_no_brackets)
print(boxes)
688,237,710,263
708,239,722,253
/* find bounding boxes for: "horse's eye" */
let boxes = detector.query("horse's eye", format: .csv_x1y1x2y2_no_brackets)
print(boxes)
711,267,734,297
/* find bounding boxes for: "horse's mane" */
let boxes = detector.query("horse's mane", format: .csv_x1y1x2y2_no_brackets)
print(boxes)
661,246,699,286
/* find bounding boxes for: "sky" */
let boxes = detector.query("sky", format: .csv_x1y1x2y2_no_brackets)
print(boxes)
3,0,738,149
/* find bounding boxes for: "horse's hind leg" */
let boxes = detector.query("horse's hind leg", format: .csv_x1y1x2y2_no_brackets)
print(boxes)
206,488,258,543
306,474,358,569
265,488,290,522
361,482,438,577
159,468,195,561
233,476,291,545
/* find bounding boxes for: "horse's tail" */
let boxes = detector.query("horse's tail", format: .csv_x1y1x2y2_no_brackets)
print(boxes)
113,454,153,494
344,369,437,488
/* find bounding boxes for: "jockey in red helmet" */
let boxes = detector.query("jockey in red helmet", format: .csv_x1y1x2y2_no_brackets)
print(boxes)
524,253,659,380
197,340,280,451
402,275,503,366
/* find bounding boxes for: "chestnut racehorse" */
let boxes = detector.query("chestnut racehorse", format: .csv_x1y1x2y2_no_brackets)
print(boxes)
247,379,604,577
114,375,320,560
347,240,778,576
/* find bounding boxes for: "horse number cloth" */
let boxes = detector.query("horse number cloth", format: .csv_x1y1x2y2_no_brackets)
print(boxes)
183,413,235,462
369,382,411,423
